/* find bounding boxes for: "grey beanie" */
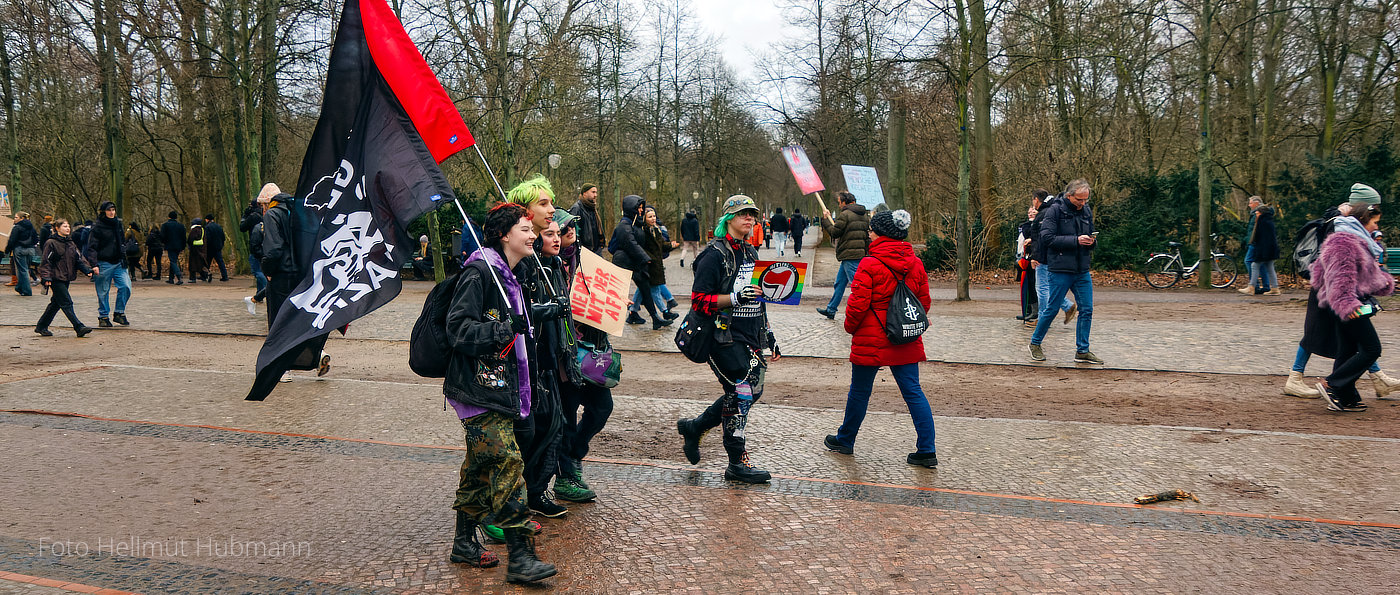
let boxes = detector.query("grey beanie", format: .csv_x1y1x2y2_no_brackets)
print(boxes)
1349,183,1382,204
870,209,911,240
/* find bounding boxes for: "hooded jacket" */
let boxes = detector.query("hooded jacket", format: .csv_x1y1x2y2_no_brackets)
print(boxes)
1311,230,1395,318
609,194,650,272
161,217,186,252
844,236,932,367
444,249,535,418
680,212,701,242
1247,205,1280,261
260,195,297,276
88,202,126,264
568,199,604,253
821,203,871,261
40,234,92,282
5,218,36,251
203,219,226,254
642,224,673,284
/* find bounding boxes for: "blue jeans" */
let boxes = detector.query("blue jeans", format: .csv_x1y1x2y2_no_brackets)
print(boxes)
824,259,861,313
629,284,672,313
1035,263,1073,314
250,256,267,294
834,363,936,454
1243,245,1257,289
166,249,183,280
94,261,131,318
1031,270,1094,353
11,246,35,295
1292,345,1380,374
1253,260,1277,291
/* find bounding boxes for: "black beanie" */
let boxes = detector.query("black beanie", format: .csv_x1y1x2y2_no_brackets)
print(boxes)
869,209,911,240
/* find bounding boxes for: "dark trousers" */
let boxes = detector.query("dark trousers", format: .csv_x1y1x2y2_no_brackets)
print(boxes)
632,271,661,321
210,250,228,280
1327,315,1382,404
690,344,767,464
514,374,564,501
266,274,298,328
189,249,209,281
125,256,140,278
165,249,183,280
1019,262,1037,319
146,250,161,278
559,382,613,464
37,281,83,330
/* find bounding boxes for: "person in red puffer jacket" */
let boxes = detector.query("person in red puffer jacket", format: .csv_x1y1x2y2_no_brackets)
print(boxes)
823,209,938,467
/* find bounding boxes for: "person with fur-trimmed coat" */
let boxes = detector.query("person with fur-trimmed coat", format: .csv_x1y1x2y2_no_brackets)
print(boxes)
1307,203,1394,412
823,209,938,467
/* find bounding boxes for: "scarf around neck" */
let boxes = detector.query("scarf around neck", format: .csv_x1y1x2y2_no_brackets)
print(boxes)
1332,216,1383,262
465,247,532,418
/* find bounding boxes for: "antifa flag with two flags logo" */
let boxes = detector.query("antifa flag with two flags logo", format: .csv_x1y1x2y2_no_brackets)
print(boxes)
246,0,473,401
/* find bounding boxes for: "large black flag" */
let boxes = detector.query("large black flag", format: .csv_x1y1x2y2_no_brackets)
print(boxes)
247,0,473,401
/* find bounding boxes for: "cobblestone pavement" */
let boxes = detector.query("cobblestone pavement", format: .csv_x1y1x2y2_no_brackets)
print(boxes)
1,235,1392,376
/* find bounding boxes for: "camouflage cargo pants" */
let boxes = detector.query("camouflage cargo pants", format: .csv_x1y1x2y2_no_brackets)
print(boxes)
453,411,530,529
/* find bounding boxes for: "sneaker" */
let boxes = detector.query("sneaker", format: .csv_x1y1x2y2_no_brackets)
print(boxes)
278,372,292,383
34,327,53,337
316,352,331,377
823,434,853,455
244,296,257,315
98,317,112,328
1062,304,1077,325
1264,288,1281,296
1023,318,1037,328
529,494,568,518
663,310,680,320
1074,351,1104,365
1340,401,1369,412
553,474,597,502
815,308,835,320
1317,382,1343,411
677,418,704,465
112,312,129,326
481,520,542,545
1028,343,1045,361
723,453,771,484
907,452,939,468
1237,286,1253,295
625,312,646,325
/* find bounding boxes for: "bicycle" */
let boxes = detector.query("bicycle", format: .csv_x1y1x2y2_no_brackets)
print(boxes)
1142,234,1238,289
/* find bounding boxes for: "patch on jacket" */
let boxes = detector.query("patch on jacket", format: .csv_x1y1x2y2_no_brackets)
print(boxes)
475,360,509,390
485,308,503,322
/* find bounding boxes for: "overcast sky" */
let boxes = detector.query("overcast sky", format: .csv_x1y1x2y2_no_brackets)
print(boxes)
690,0,794,84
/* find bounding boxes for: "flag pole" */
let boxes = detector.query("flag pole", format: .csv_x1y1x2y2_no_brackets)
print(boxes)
472,144,560,298
452,198,513,306
812,191,832,223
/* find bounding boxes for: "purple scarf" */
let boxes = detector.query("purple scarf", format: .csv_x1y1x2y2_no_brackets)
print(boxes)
450,247,532,420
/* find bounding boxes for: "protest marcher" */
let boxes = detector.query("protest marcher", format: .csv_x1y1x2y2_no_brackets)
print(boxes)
144,224,163,280
680,210,702,267
187,218,210,283
1240,196,1280,295
770,207,790,256
823,209,937,467
747,214,764,249
567,183,603,253
507,174,557,235
6,211,38,296
203,213,228,282
789,209,807,257
762,217,772,249
241,188,273,312
35,219,94,337
513,216,572,519
261,187,331,379
816,192,870,319
87,201,132,327
1015,204,1039,326
610,194,671,329
160,211,186,284
628,206,680,322
1308,202,1394,412
1029,190,1075,326
1029,179,1101,365
124,223,143,279
676,195,782,484
553,211,609,504
443,203,557,583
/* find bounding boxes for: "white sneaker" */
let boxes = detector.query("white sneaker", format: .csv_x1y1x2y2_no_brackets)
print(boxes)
317,352,331,377
1283,371,1321,398
278,372,292,383
243,296,257,315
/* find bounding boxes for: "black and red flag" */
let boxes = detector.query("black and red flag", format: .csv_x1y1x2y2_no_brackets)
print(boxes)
246,0,473,401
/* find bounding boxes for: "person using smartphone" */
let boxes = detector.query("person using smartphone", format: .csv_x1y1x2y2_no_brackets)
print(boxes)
1028,179,1102,365
1308,201,1393,412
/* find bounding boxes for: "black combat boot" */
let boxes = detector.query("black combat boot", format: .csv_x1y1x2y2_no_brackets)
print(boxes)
676,418,704,465
723,451,772,484
112,312,129,325
504,527,557,584
449,510,499,567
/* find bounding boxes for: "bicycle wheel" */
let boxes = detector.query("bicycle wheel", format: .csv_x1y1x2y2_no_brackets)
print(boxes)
1143,255,1181,289
1209,254,1238,288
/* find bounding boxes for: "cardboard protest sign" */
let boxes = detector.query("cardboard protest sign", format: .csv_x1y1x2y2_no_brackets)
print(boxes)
751,260,808,305
781,146,825,195
0,185,10,216
840,165,885,209
569,247,631,336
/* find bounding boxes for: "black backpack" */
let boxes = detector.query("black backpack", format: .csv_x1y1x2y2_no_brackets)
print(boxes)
1292,217,1335,280
875,259,929,345
249,221,266,260
408,266,472,378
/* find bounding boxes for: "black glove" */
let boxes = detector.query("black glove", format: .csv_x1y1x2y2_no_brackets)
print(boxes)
767,331,780,356
509,313,529,334
530,300,566,321
735,285,761,306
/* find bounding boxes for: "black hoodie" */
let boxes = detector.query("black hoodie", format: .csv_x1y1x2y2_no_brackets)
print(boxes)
88,201,126,264
608,194,651,272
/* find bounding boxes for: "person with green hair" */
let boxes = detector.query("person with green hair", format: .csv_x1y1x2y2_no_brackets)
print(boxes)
506,174,557,233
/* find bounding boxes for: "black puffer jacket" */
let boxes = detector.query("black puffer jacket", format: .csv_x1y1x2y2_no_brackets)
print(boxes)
609,194,650,272
1038,199,1095,274
444,257,536,416
5,218,36,251
88,204,125,264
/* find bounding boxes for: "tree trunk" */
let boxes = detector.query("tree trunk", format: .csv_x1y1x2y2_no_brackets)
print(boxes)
1197,0,1215,289
1257,0,1287,199
95,0,127,216
259,0,279,182
970,0,996,259
886,97,907,211
1048,0,1072,147
954,0,972,301
428,209,445,283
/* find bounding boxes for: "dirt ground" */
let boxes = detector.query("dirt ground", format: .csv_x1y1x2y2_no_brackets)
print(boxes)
4,327,1397,465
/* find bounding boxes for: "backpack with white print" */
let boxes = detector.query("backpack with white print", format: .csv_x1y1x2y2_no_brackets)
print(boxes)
875,258,929,345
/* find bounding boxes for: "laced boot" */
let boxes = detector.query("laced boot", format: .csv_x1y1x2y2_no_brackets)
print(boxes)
724,452,771,484
448,510,499,568
504,527,557,584
677,418,705,465
1369,370,1400,399
1283,371,1321,398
